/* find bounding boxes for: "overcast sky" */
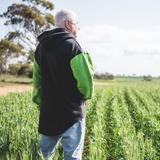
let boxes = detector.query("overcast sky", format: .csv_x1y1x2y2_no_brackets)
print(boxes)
0,0,160,76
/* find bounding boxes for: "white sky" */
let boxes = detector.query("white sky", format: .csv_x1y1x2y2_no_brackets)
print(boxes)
0,0,160,76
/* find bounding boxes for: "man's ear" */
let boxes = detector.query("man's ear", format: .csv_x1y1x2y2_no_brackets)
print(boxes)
65,19,70,30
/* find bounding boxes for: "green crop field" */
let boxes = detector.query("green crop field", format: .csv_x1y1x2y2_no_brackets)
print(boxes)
0,80,160,160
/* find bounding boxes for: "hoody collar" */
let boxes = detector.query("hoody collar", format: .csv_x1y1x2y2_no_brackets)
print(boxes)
38,28,75,51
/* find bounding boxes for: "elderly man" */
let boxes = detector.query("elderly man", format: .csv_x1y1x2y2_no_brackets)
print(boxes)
33,9,94,160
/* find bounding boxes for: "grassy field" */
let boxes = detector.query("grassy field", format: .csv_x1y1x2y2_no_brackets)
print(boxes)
114,76,160,83
0,74,160,159
0,74,160,85
0,75,33,87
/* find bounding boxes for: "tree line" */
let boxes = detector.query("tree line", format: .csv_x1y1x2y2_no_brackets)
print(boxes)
7,62,33,78
94,72,114,80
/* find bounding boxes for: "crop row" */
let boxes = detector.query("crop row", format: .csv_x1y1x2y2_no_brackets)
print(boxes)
0,91,40,160
85,84,160,159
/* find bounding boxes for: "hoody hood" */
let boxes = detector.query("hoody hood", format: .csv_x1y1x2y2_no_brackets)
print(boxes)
38,28,75,51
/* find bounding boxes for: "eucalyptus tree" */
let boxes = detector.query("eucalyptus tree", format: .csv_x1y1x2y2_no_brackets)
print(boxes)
0,39,24,74
0,0,55,62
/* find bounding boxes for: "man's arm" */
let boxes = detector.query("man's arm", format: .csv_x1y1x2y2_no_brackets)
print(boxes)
70,52,94,99
32,54,41,110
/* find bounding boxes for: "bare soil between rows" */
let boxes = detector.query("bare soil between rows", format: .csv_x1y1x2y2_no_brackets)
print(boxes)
0,85,33,96
0,82,112,96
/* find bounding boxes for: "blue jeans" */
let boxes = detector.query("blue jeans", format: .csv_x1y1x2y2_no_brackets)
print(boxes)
39,118,85,160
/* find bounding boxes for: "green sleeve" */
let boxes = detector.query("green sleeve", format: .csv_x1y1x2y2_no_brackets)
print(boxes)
32,54,41,110
70,53,94,99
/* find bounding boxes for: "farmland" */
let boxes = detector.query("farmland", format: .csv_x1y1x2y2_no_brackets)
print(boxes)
0,79,160,159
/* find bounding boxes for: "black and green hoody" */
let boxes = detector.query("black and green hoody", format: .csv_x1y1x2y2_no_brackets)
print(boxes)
33,28,94,136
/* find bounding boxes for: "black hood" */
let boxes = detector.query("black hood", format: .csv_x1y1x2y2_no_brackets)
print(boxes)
38,28,75,51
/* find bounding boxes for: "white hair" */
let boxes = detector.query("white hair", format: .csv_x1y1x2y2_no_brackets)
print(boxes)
55,9,77,28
